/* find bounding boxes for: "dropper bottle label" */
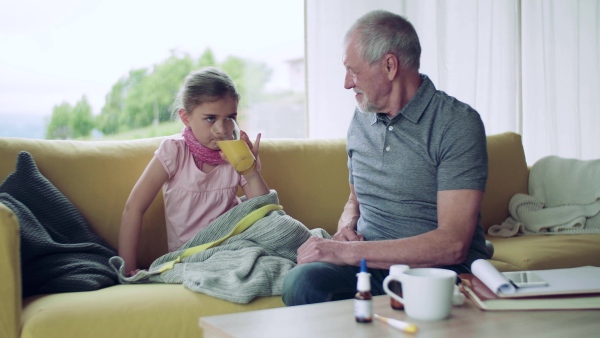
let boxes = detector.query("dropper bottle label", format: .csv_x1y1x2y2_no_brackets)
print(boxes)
354,259,373,323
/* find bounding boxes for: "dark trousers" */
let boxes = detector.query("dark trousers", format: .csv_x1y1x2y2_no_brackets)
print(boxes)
281,261,469,306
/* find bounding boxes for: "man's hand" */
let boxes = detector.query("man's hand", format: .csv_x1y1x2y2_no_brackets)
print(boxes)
332,226,364,242
297,237,347,265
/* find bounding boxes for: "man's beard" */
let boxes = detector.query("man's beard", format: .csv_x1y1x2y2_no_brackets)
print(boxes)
354,90,379,114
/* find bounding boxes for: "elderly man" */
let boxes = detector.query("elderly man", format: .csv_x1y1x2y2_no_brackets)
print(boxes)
282,9,489,306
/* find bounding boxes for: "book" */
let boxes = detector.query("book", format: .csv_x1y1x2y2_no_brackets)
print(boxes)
458,273,600,311
471,259,600,298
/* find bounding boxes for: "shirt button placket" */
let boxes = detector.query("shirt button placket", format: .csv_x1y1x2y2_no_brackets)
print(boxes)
385,125,393,152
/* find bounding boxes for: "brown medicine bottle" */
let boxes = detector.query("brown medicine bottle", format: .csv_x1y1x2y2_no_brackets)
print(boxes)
388,265,404,310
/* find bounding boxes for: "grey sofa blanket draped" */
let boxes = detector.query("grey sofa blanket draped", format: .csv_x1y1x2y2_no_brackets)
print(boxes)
110,190,330,303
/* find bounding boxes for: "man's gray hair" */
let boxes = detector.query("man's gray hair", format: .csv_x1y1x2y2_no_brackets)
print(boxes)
344,10,421,70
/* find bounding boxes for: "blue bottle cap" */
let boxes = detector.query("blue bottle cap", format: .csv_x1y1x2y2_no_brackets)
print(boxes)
360,258,367,273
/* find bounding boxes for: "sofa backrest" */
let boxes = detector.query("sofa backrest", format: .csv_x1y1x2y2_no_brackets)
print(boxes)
0,132,528,268
481,132,529,231
0,137,167,267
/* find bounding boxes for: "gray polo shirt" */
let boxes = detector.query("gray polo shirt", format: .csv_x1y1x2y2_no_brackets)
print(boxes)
347,74,488,267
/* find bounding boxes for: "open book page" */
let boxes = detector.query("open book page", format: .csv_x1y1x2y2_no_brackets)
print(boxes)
459,273,600,311
470,259,600,298
471,259,517,294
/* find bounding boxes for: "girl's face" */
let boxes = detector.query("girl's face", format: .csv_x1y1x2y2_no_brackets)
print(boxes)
179,97,238,150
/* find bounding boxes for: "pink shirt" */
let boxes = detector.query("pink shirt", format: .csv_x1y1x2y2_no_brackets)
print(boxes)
155,137,246,252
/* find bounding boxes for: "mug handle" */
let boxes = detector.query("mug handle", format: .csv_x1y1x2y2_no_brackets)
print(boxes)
452,285,466,305
383,275,405,303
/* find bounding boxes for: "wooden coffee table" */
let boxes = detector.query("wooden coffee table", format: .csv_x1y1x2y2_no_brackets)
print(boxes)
199,295,600,337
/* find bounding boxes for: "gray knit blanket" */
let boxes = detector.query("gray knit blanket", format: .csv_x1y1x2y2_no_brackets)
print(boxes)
109,190,330,303
489,156,600,237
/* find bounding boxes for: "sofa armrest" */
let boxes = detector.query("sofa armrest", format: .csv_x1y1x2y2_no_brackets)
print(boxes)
0,202,21,338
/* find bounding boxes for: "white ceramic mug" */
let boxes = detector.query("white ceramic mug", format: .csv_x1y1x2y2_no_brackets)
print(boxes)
383,266,457,321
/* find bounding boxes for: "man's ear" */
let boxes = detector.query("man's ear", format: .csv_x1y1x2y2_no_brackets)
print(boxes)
178,108,190,126
382,54,399,81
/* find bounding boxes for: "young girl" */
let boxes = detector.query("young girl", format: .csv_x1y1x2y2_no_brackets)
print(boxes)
118,67,269,277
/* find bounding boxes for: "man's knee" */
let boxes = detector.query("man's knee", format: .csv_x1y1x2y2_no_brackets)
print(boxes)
282,263,322,306
282,262,357,306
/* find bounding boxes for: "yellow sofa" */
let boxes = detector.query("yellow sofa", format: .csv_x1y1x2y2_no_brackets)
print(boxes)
1,132,599,338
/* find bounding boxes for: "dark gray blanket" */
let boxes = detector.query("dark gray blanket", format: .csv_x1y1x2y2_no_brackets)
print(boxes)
0,151,118,297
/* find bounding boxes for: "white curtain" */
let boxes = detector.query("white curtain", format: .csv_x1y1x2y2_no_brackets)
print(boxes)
306,0,407,141
306,0,600,165
521,0,600,163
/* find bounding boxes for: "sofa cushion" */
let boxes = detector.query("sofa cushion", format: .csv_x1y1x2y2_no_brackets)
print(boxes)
21,285,284,338
487,234,600,271
258,138,349,237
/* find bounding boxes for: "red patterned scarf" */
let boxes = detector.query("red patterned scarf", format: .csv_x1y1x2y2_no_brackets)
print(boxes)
182,127,227,169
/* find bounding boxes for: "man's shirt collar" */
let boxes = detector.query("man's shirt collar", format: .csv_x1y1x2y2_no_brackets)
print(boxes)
369,74,436,125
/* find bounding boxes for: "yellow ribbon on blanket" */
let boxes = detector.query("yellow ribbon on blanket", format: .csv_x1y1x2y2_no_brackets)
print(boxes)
156,204,283,273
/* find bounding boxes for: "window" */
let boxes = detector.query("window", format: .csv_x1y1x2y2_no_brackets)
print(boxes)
0,0,306,140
